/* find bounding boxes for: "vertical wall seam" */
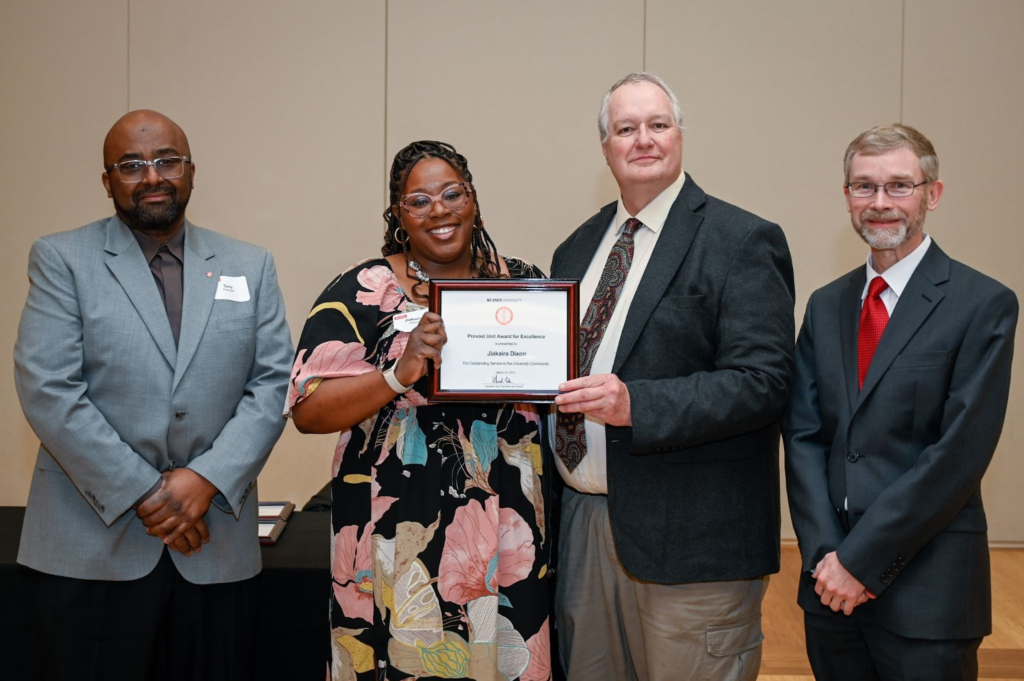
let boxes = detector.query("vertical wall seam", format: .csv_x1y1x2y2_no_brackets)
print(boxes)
383,0,389,208
642,0,647,71
126,0,131,111
900,0,906,121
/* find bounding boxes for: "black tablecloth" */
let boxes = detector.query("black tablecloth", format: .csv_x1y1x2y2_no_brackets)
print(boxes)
0,506,329,680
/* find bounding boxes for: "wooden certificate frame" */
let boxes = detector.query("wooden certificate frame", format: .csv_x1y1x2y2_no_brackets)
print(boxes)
427,279,579,402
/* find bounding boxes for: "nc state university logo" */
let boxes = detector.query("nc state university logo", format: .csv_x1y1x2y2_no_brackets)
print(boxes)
495,306,513,325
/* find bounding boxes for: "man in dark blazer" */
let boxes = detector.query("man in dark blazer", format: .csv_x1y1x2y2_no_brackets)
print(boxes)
551,72,795,680
14,110,293,679
783,124,1017,681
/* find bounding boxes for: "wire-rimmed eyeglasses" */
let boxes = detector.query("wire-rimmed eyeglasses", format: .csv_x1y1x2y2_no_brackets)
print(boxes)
846,181,928,199
106,156,192,184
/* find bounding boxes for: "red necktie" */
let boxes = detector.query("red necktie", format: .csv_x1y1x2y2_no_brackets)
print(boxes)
857,277,889,389
556,218,641,472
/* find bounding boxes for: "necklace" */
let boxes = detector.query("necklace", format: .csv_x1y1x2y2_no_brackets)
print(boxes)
405,253,431,284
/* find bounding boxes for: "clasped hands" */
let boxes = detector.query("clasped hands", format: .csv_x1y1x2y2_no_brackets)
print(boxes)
135,468,219,557
813,551,876,616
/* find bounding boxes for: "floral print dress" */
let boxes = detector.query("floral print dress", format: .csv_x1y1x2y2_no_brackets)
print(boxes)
286,257,553,681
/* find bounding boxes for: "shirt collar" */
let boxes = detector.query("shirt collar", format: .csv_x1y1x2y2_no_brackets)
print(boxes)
613,171,686,235
128,222,187,263
864,233,931,299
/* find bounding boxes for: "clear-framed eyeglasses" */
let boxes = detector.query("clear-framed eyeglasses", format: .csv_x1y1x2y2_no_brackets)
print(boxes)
400,182,472,219
106,156,192,183
846,180,928,199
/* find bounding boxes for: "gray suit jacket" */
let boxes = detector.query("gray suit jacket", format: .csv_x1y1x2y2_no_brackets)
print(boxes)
783,241,1018,639
14,216,293,584
551,174,795,583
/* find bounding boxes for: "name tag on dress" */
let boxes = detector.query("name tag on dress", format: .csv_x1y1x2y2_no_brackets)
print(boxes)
393,308,426,332
215,275,250,302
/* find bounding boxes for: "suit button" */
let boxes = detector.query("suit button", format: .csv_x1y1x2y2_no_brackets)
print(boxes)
847,451,859,462
175,411,186,420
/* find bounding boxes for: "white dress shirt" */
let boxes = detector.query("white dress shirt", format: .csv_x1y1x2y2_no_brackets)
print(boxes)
553,172,687,494
863,234,932,315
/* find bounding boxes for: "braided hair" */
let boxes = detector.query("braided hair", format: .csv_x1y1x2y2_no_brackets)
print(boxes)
381,141,504,298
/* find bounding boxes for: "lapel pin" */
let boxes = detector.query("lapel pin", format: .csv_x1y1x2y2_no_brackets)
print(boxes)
206,271,213,277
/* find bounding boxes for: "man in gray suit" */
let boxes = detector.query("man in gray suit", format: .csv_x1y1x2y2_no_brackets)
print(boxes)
783,124,1017,680
14,110,293,679
551,73,794,680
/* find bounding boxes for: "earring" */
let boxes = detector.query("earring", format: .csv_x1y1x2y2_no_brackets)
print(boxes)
394,226,410,246
471,223,482,252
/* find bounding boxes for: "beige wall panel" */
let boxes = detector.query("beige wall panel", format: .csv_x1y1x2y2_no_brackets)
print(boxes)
0,0,128,505
386,0,644,271
904,0,1024,541
128,0,387,507
646,1,903,539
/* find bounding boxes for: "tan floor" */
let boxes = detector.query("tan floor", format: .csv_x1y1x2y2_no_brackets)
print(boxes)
759,547,1024,679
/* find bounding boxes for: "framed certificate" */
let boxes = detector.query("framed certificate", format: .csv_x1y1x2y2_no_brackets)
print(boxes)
427,279,579,402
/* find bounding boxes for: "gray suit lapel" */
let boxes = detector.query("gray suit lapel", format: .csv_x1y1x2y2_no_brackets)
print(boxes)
854,243,949,410
103,218,177,368
613,175,703,372
839,269,865,412
174,223,219,392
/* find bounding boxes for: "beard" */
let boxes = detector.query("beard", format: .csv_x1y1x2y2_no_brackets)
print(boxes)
116,185,189,232
853,193,927,250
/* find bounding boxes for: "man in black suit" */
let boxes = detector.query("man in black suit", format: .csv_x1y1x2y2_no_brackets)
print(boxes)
783,124,1017,681
551,72,795,680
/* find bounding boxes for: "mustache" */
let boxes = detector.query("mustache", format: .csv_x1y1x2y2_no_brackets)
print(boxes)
134,186,177,201
860,209,906,222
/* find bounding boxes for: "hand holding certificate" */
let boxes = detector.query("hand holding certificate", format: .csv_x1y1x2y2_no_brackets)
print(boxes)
428,279,579,401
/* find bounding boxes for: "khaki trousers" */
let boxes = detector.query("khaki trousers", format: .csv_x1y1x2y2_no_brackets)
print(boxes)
555,488,768,681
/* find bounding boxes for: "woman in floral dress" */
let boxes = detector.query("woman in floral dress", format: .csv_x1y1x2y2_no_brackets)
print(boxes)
286,141,553,681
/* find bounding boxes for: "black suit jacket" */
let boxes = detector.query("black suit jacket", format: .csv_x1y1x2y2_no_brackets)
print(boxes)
783,240,1018,639
551,174,795,583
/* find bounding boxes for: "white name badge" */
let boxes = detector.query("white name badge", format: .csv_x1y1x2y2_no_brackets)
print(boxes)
215,275,250,302
393,308,426,332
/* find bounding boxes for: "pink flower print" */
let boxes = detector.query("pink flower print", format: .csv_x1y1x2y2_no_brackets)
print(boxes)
396,389,428,409
516,405,541,426
369,468,398,522
522,617,553,681
332,525,374,624
437,497,535,606
497,506,536,586
285,341,374,412
356,265,403,312
332,430,352,478
331,482,397,625
387,331,409,361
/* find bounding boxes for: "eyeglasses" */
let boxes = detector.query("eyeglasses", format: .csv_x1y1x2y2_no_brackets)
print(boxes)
106,156,191,183
399,182,472,218
846,181,928,199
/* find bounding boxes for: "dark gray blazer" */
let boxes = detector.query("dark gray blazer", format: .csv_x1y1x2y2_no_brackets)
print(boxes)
783,241,1018,639
551,174,795,583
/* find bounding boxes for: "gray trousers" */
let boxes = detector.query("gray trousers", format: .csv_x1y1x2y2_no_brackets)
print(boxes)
555,487,768,681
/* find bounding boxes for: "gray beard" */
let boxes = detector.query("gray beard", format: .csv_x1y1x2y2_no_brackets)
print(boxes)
854,197,926,251
857,216,910,250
